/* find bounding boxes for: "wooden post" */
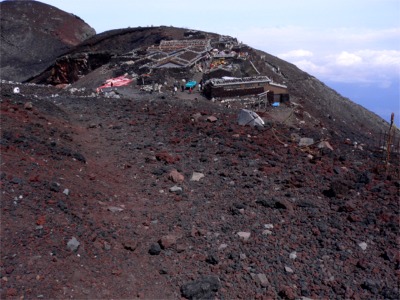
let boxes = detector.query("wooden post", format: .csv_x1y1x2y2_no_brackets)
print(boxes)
385,113,395,175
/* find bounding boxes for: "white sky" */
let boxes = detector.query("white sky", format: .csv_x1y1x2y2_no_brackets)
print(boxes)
31,0,400,122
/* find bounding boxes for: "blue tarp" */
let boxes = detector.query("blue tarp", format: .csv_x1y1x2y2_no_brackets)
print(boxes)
185,80,196,88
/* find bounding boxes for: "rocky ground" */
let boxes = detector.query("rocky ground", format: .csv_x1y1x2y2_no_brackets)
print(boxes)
0,81,399,299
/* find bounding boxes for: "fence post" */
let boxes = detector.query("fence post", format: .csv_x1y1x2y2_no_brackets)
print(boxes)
385,113,395,175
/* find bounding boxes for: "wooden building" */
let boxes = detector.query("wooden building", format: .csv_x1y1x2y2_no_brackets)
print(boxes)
203,76,289,103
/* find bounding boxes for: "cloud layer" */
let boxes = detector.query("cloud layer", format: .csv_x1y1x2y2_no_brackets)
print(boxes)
233,26,400,89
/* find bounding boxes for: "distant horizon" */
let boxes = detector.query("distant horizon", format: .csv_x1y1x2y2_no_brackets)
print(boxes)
325,79,399,127
20,0,400,126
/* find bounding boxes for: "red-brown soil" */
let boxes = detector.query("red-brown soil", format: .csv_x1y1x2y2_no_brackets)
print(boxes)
1,82,399,299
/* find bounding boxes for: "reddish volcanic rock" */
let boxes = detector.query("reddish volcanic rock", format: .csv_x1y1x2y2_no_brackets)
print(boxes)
156,151,180,164
0,82,398,299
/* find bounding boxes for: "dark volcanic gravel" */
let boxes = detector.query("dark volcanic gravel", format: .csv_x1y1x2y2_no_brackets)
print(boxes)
0,82,399,299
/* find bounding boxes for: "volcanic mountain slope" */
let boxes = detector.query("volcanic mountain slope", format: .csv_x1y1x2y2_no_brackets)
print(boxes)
27,25,393,145
0,0,96,82
1,0,393,142
1,2,399,299
0,78,399,299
